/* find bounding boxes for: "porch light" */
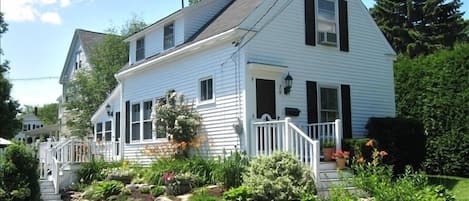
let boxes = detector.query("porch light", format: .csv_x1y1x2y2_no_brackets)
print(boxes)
284,73,293,95
106,104,113,117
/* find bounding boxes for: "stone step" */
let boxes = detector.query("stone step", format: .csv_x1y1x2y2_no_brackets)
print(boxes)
319,169,352,180
319,162,336,170
318,178,353,190
317,186,364,199
41,192,61,200
40,187,55,194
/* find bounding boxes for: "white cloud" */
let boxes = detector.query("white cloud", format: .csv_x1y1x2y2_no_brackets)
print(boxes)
1,0,72,24
40,12,62,25
60,0,71,7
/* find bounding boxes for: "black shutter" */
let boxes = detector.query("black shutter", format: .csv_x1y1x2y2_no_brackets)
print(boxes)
339,0,349,52
306,81,318,123
341,85,352,138
125,101,130,144
305,0,316,46
115,112,121,139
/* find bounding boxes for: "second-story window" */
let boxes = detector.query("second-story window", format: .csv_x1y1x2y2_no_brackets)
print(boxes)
164,23,174,50
136,37,145,61
317,0,337,46
200,77,213,102
75,52,82,70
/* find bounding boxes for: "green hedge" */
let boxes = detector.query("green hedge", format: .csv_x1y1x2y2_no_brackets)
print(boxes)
394,43,469,177
365,117,425,174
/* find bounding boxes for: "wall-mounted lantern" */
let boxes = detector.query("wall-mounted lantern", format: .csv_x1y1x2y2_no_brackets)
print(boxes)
106,104,113,117
284,73,293,95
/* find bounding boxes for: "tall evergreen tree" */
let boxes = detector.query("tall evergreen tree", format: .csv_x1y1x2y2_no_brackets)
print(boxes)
371,0,467,57
0,12,21,139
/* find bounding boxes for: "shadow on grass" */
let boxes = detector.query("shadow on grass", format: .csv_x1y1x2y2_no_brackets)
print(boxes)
428,175,459,190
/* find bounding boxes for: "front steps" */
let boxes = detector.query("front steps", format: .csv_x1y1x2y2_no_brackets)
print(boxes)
40,180,62,201
317,162,361,199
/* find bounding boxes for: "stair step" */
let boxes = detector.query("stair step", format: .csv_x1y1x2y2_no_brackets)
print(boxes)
319,169,352,179
319,162,336,170
41,192,61,200
318,178,354,190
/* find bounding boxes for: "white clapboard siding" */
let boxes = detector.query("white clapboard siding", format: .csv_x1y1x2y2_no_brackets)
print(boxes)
244,0,396,137
122,42,244,162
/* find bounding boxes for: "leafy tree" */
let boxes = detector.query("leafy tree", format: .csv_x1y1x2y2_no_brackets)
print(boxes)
0,12,21,139
37,103,58,125
0,144,40,201
371,0,467,57
65,18,146,137
394,43,469,176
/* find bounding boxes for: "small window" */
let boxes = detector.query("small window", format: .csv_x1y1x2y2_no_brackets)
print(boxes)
143,101,153,140
136,38,145,61
200,78,213,102
105,121,112,141
319,87,339,122
96,123,103,141
75,52,82,70
164,23,175,50
131,103,141,141
317,0,337,46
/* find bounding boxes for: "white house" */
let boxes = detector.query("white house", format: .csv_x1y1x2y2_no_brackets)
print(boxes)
58,29,108,137
90,0,396,165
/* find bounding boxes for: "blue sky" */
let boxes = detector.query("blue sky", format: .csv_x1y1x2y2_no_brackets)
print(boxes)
1,0,468,107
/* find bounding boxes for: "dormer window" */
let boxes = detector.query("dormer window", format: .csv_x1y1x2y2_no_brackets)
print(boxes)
164,23,174,50
75,52,82,70
317,0,337,46
136,37,145,61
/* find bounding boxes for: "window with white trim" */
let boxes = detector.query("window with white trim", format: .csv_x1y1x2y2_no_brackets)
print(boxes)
317,0,337,46
131,103,141,141
200,77,213,102
105,121,112,141
75,52,82,70
96,123,103,141
319,87,339,122
136,37,145,61
164,23,174,50
143,101,153,140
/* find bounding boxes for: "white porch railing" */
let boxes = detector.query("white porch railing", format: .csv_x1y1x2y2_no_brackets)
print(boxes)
304,119,343,151
250,117,321,187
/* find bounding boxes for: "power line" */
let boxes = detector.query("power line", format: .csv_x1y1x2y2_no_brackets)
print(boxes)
9,76,59,81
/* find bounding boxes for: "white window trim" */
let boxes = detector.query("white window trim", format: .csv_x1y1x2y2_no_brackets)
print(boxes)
130,102,142,142
198,76,215,106
315,0,340,48
163,22,175,50
136,37,145,61
95,122,103,142
130,99,168,144
142,100,154,141
104,121,112,142
317,83,342,123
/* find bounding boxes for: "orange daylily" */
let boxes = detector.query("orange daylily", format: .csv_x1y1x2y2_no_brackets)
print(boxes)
379,151,388,157
366,139,374,147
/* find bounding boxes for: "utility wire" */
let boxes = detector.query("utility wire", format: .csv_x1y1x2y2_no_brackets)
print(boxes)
9,76,59,81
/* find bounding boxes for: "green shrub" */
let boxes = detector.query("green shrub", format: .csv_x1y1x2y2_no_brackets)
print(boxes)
366,117,425,174
183,156,218,186
223,185,254,201
151,186,165,197
0,144,40,201
300,193,320,201
77,158,120,184
190,188,219,201
394,44,469,177
143,158,187,185
241,152,315,201
82,180,124,200
214,150,249,189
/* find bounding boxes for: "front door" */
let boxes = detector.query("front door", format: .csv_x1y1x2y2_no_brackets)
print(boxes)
256,79,276,120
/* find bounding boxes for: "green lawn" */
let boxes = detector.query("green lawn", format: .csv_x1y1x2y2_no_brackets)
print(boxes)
428,175,469,201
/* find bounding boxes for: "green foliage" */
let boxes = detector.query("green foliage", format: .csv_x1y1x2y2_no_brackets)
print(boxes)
65,19,146,137
241,152,315,201
189,193,219,201
143,158,187,185
152,90,201,157
365,117,425,174
77,158,120,184
214,150,249,189
428,175,469,200
394,44,469,177
184,156,218,187
300,193,320,201
0,144,40,201
37,103,58,125
322,139,335,148
82,180,125,201
370,0,467,57
151,186,165,197
223,185,254,201
0,12,21,139
343,138,371,159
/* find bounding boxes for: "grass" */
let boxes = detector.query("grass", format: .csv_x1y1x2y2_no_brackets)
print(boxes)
428,175,469,200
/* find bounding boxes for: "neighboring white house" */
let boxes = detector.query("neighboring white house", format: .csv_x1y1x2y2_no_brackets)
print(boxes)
58,29,107,137
15,112,44,143
90,0,396,165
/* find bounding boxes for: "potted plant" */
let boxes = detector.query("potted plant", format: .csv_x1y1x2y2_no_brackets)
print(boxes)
322,140,335,161
332,150,350,170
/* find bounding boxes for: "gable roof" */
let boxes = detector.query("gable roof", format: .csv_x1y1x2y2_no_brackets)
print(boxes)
59,29,108,84
118,0,263,73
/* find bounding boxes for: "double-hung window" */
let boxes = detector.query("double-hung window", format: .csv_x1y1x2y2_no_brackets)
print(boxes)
200,77,213,102
164,23,175,50
136,38,145,61
319,87,339,122
105,121,112,141
317,0,337,45
131,104,141,141
96,123,103,141
143,101,153,140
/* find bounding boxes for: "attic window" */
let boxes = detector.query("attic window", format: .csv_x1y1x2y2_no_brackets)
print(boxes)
75,52,82,70
317,0,337,46
136,37,145,61
164,23,175,50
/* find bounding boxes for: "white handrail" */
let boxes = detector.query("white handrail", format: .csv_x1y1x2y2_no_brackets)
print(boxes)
304,119,343,152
